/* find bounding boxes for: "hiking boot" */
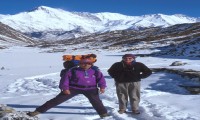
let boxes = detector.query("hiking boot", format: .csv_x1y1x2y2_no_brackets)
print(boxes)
118,109,126,114
132,110,140,114
27,111,40,117
100,113,110,119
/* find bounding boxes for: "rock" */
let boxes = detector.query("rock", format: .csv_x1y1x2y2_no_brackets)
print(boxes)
179,85,200,94
0,104,39,120
170,61,187,66
1,67,5,70
0,104,15,117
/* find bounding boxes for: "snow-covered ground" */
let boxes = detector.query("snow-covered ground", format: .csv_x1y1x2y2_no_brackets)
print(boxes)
0,47,200,120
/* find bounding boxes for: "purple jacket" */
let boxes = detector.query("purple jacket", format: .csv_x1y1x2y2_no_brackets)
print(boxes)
59,67,106,90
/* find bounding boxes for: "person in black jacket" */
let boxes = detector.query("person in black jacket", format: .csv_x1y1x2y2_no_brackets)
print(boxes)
108,54,152,114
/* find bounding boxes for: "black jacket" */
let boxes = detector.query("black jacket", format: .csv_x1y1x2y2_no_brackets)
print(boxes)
108,61,152,83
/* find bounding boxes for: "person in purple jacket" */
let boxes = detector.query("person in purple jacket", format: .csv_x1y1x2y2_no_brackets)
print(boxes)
27,58,109,118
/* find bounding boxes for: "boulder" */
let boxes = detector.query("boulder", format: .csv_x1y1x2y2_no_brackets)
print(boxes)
0,104,38,120
170,61,187,66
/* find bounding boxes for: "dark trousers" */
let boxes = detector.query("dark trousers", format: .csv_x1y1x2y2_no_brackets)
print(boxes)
36,88,107,115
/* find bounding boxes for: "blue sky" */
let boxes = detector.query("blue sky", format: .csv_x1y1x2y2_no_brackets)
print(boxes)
0,0,199,17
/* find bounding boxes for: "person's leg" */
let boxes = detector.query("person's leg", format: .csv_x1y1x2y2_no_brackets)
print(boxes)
128,82,140,112
116,82,128,112
36,90,78,113
83,89,107,116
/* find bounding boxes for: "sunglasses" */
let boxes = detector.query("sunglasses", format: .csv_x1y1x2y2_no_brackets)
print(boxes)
80,63,92,65
124,57,133,60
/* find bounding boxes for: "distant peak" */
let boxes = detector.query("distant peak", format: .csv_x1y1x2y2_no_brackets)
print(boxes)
37,6,47,9
30,6,55,12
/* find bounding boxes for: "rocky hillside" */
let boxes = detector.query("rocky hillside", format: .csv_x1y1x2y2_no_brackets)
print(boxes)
153,36,200,58
0,22,35,48
55,22,200,57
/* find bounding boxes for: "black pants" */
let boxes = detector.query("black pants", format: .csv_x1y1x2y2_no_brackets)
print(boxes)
36,88,107,115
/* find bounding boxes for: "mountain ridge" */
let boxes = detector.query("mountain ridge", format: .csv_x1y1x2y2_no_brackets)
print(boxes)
0,6,199,40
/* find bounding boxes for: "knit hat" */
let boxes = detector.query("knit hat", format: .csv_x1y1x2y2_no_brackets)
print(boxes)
122,54,135,59
80,58,93,64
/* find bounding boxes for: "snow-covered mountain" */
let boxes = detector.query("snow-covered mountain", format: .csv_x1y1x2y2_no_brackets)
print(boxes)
0,6,199,41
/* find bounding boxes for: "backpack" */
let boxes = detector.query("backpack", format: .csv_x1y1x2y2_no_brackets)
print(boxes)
62,54,97,70
60,54,100,86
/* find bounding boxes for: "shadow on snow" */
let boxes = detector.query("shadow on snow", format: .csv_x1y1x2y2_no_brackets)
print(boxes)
146,72,191,95
7,104,93,109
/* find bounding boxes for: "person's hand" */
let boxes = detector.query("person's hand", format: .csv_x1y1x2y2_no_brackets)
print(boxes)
63,90,71,95
99,88,105,94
